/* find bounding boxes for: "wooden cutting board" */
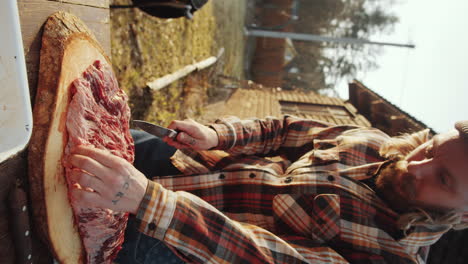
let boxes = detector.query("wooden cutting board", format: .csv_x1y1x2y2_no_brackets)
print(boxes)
28,12,110,264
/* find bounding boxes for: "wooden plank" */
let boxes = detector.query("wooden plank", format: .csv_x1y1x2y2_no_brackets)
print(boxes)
48,0,109,8
15,2,110,262
356,114,371,127
271,92,280,117
263,90,269,118
330,97,343,106
18,0,110,103
269,89,277,117
147,56,218,91
344,102,358,113
28,11,113,263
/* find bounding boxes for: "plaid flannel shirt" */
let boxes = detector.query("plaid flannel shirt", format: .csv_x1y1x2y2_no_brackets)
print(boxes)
135,116,450,263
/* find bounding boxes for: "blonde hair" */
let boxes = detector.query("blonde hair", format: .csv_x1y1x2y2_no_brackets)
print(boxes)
378,129,468,231
379,129,431,159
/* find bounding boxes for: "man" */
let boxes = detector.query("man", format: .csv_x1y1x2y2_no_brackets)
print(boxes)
68,115,468,263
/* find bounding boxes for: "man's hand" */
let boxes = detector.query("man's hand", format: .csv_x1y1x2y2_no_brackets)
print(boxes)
166,119,219,150
68,145,148,215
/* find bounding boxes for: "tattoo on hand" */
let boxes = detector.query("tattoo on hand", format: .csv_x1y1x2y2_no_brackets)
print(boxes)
111,175,130,205
112,192,124,205
189,138,196,145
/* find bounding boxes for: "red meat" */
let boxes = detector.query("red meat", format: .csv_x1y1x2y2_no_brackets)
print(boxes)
65,60,134,263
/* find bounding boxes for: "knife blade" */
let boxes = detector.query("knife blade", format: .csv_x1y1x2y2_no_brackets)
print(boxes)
133,120,178,139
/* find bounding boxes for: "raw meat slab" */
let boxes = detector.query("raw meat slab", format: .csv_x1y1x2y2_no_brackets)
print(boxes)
28,12,132,264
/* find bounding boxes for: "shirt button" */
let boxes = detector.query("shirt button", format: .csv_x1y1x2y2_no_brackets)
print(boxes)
284,176,293,183
219,174,225,180
327,175,335,182
249,173,256,178
148,222,156,230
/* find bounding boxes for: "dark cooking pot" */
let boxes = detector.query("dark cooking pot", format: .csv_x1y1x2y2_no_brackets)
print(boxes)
111,0,209,19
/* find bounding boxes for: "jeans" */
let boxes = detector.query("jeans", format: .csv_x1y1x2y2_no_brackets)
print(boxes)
115,218,184,264
131,129,181,177
115,129,184,264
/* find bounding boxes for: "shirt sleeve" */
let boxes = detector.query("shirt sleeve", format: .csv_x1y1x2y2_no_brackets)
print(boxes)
209,115,357,159
135,180,350,264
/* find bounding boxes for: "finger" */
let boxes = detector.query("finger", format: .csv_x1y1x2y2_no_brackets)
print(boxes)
69,153,112,180
167,120,184,130
168,119,197,133
71,145,123,168
69,169,105,194
167,140,191,149
176,132,198,148
163,136,176,146
164,136,190,149
69,186,102,208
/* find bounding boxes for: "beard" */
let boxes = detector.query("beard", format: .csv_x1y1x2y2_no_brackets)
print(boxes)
375,158,419,213
375,158,461,230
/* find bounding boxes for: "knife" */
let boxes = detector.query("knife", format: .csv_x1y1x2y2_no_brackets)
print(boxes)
133,120,178,139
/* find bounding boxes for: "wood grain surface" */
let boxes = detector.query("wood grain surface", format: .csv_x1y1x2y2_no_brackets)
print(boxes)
18,0,110,103
48,0,110,8
27,11,110,264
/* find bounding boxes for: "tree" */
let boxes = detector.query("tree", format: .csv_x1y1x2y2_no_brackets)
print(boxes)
282,0,398,91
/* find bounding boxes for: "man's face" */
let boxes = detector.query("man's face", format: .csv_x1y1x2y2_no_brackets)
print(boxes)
376,130,468,212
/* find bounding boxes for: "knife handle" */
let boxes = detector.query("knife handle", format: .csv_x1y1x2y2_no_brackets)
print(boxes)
167,129,178,139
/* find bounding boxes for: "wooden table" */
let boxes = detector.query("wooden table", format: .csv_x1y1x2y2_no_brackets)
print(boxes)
0,1,110,263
